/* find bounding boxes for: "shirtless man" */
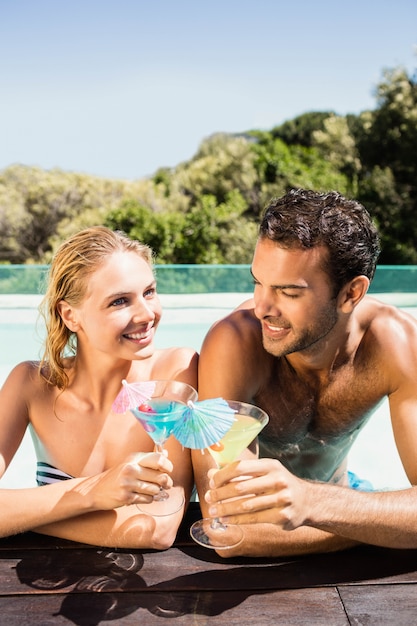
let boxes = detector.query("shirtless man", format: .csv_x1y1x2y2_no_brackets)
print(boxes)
192,188,417,557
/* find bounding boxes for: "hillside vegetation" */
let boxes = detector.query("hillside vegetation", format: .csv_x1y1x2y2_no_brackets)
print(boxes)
1,65,416,265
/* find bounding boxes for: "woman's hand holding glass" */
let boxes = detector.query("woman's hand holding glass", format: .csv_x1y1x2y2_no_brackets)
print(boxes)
78,451,175,511
129,380,198,516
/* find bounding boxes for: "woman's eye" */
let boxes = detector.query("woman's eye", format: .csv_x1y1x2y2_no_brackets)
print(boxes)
111,297,127,306
144,288,156,298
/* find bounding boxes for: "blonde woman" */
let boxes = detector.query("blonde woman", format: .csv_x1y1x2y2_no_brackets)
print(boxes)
0,227,197,548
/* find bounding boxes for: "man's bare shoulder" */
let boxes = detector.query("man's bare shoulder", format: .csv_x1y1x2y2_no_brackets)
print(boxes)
143,346,198,388
362,296,417,335
360,296,417,374
199,303,270,401
206,303,261,343
234,297,255,311
156,345,198,362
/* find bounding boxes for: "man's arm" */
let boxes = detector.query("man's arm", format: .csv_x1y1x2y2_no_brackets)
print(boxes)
193,310,264,511
197,310,264,401
204,457,417,557
199,304,417,557
194,312,358,556
382,308,417,486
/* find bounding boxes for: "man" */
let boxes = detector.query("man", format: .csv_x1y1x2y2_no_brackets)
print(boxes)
192,188,417,557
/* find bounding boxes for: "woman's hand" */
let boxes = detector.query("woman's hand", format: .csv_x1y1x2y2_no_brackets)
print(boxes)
79,451,174,511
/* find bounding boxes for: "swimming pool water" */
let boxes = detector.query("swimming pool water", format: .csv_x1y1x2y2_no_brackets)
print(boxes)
0,293,248,376
0,293,416,491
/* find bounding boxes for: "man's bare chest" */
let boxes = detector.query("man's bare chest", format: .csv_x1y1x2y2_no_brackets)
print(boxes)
255,360,386,444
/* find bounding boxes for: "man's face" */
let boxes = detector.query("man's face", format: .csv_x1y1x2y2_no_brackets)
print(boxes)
251,238,339,358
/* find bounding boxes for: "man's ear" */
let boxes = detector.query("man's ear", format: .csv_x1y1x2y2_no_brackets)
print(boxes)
57,300,80,332
338,276,370,313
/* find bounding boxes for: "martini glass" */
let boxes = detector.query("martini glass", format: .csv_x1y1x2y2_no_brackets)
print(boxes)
130,379,198,516
190,400,269,549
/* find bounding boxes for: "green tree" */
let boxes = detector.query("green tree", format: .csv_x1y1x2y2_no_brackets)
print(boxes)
268,111,333,147
312,114,361,194
173,133,259,209
105,200,187,264
251,136,350,211
355,67,417,185
352,66,417,263
105,190,256,264
181,190,256,264
2,63,417,266
0,165,161,263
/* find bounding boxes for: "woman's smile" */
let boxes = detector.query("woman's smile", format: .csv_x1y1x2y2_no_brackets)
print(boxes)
123,323,155,345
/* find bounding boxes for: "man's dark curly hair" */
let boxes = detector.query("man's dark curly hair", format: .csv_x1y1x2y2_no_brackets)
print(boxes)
259,188,381,295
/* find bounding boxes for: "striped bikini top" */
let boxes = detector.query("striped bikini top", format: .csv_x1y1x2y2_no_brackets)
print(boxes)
36,462,73,486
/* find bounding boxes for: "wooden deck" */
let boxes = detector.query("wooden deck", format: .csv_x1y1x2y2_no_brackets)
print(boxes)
1,504,417,625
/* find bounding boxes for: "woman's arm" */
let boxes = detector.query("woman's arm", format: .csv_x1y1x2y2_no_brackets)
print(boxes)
0,349,198,548
0,451,181,548
35,349,198,548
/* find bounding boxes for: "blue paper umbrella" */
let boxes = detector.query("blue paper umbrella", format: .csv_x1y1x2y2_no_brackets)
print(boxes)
111,379,156,414
172,398,236,449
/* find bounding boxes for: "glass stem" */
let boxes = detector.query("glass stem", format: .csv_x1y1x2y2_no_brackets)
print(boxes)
210,462,227,530
210,517,227,531
154,442,169,500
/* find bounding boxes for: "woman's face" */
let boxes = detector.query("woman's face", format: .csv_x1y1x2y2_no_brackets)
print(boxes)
65,250,162,361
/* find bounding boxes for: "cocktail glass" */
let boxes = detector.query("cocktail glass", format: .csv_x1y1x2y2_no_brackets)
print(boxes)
190,400,269,549
130,379,198,516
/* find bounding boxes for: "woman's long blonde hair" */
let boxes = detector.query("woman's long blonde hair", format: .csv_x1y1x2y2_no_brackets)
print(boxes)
38,226,153,390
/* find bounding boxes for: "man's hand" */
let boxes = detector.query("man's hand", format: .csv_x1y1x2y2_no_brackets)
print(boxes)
205,458,310,529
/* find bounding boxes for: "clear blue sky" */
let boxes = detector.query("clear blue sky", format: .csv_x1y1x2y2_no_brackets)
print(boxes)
1,0,416,180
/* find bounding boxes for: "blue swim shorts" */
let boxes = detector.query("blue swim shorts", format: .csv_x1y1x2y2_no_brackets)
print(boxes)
347,471,373,491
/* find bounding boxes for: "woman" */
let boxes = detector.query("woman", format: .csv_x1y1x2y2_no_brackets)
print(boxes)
0,226,198,548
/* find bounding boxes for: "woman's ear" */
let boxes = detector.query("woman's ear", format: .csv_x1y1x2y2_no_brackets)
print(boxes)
57,300,80,332
338,276,370,313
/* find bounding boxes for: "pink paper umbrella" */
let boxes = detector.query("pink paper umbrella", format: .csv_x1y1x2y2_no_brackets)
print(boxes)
112,379,156,414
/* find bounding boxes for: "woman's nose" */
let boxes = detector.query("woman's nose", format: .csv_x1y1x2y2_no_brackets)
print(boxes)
132,299,155,322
